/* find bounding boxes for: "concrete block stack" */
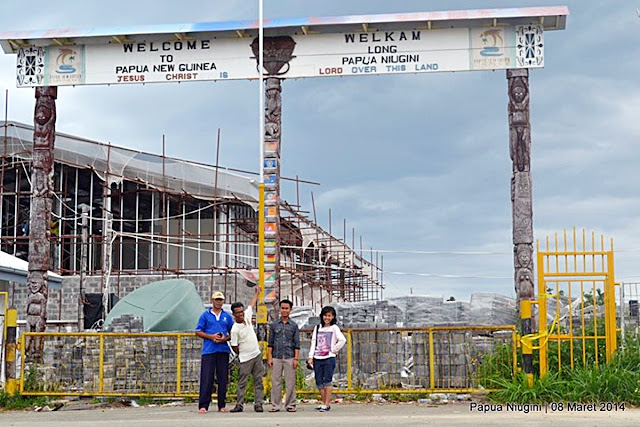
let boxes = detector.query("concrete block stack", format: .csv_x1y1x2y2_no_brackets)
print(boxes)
82,338,102,392
442,300,471,323
410,331,431,388
403,296,445,326
40,337,66,390
333,300,404,328
144,337,178,393
335,301,377,325
290,306,316,328
104,314,144,333
101,315,143,393
377,300,405,325
431,331,472,388
469,293,517,325
179,336,202,393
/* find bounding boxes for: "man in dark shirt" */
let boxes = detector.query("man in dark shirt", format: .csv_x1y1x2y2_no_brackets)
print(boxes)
267,299,300,412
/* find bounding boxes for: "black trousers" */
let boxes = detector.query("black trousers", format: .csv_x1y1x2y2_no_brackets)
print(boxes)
198,352,229,410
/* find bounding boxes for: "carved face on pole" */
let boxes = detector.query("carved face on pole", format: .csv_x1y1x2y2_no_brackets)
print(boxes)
510,78,528,104
250,36,297,76
516,267,535,299
516,245,532,269
35,103,51,126
34,87,57,146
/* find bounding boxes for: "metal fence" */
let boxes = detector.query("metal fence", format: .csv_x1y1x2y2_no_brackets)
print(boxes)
620,282,640,340
536,230,618,377
298,326,516,393
19,325,515,397
19,333,200,396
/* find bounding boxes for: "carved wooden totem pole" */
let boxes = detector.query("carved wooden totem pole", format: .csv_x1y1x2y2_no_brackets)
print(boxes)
507,69,534,309
27,86,57,361
251,36,296,309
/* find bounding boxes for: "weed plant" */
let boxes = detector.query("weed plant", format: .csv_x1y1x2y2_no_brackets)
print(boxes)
478,336,640,405
0,391,49,411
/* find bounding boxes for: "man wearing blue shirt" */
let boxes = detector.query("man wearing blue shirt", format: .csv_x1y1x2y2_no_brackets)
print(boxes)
196,291,234,413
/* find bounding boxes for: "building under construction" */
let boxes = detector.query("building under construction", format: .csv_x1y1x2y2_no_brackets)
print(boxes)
0,121,382,328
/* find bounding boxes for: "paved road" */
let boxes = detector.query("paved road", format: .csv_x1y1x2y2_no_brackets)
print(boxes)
1,402,638,426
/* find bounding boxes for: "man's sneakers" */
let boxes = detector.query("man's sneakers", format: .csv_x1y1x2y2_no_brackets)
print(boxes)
230,405,243,413
317,405,331,412
254,404,264,412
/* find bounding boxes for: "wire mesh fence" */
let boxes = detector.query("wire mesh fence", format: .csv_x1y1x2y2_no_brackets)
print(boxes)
20,326,515,396
20,333,200,396
298,326,515,392
620,282,640,340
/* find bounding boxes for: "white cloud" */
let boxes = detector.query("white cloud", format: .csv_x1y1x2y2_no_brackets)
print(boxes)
1,0,638,300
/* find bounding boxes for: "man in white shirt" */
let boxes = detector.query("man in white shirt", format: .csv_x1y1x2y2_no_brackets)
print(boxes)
229,286,264,413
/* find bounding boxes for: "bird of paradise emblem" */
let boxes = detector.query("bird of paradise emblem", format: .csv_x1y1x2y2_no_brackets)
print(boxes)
479,29,504,57
55,48,77,73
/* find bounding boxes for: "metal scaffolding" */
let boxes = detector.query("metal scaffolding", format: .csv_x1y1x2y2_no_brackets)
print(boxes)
0,121,382,307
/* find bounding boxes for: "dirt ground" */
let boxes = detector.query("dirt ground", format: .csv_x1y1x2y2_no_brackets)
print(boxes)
1,401,638,426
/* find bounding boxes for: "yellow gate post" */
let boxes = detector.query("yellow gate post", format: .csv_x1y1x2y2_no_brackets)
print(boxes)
346,329,352,390
4,307,18,395
605,245,617,361
520,300,534,386
536,244,548,378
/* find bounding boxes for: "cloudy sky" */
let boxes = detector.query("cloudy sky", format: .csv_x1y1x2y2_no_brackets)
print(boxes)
0,1,638,301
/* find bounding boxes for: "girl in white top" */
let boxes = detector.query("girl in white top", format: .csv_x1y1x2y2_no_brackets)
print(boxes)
307,306,346,412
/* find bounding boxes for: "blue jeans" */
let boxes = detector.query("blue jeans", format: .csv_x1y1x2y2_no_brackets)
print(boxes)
313,357,336,389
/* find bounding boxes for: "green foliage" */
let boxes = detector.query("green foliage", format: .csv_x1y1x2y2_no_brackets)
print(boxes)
582,289,605,307
296,363,308,390
540,322,607,371
474,343,516,388
488,372,567,404
23,367,44,392
0,391,49,411
346,393,369,402
135,395,156,405
479,336,640,405
385,393,428,402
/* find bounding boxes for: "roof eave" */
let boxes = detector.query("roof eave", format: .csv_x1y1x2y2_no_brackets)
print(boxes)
0,6,568,54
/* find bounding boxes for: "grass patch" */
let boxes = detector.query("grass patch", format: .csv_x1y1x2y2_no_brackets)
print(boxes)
0,391,49,411
384,393,429,402
135,396,157,405
479,336,640,405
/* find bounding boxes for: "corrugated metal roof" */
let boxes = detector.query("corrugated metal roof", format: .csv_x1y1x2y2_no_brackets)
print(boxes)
0,6,568,54
0,121,259,204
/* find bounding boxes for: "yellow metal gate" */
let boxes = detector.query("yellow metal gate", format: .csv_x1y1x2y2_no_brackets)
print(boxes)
17,326,516,397
536,229,618,377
